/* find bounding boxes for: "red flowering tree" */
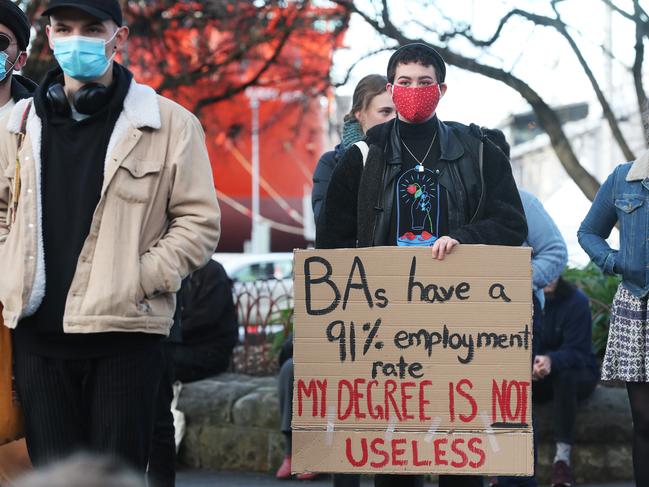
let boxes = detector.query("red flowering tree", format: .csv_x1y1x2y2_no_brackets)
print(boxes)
17,0,348,251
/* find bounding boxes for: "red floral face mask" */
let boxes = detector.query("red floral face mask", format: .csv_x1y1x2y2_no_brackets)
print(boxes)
391,84,441,123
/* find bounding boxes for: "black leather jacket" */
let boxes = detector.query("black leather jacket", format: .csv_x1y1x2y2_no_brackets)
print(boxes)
316,118,527,249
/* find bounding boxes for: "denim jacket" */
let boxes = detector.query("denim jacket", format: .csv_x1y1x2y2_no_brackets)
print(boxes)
578,151,649,298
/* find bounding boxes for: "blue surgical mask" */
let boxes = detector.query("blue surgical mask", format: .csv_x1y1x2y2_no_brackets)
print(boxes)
0,51,19,82
52,31,118,82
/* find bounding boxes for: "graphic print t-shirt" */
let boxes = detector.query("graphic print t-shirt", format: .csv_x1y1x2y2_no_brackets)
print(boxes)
394,117,448,246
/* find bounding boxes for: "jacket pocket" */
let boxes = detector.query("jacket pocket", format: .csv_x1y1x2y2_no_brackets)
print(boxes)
614,195,644,214
614,195,645,275
113,158,163,204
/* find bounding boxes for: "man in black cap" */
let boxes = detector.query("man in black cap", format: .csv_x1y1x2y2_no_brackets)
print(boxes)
0,0,220,475
44,0,123,26
0,0,36,116
318,43,527,487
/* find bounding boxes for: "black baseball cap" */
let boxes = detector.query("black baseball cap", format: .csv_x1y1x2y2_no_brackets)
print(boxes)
0,0,31,50
42,0,122,27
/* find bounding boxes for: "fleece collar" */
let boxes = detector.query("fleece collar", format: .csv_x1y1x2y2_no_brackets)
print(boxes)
627,149,649,182
5,79,162,318
6,79,161,134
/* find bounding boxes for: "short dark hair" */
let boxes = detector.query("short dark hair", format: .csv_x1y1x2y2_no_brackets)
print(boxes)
387,43,446,84
556,276,575,299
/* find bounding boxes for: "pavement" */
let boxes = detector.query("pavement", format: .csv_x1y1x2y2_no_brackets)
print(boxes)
176,470,633,487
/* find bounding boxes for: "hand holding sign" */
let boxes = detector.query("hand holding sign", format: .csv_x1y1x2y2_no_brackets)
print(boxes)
431,236,460,260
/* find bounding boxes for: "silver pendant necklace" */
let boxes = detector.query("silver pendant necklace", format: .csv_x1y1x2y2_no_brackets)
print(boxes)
400,131,438,172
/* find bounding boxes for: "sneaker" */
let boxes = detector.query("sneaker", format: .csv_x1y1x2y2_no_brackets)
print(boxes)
296,472,318,481
275,455,292,480
551,460,575,486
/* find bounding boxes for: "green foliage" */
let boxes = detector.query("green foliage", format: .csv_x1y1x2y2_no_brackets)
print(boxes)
563,263,621,357
268,307,294,357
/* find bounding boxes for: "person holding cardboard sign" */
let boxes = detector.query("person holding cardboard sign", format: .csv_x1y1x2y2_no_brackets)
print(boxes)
317,42,527,487
316,43,526,258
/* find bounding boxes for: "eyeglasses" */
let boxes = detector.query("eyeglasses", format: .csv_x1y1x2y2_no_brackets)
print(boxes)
0,33,17,52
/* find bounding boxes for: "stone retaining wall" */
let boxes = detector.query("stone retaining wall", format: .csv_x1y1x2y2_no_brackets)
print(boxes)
178,374,633,483
178,374,284,472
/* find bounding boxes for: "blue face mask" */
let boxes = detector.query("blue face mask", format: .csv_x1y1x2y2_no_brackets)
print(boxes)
52,32,117,82
0,51,19,82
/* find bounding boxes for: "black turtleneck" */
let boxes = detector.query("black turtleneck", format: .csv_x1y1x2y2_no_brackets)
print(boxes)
16,64,159,359
393,116,449,246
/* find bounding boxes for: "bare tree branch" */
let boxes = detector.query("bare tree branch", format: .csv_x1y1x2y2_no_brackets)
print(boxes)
438,4,635,161
550,3,636,161
334,0,602,200
632,0,649,147
192,20,294,115
601,0,648,22
600,0,649,36
155,26,285,93
438,9,520,47
332,46,397,87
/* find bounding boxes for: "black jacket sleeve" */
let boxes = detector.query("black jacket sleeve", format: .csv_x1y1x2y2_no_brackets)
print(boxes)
448,140,527,246
547,291,594,371
312,150,337,224
315,146,364,249
279,333,294,366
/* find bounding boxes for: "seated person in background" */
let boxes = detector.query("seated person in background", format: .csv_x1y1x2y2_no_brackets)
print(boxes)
487,129,567,487
534,277,599,487
480,128,568,313
166,259,239,383
149,260,238,487
519,189,568,312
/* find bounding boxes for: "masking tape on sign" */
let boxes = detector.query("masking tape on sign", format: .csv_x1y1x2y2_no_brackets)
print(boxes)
326,405,336,446
424,417,443,443
481,412,500,453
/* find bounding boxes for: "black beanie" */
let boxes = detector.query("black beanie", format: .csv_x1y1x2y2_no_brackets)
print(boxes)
0,1,30,51
387,43,447,84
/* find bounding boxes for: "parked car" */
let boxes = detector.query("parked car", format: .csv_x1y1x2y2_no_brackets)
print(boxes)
213,253,294,337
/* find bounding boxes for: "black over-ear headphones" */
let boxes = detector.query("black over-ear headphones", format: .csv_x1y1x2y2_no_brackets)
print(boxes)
46,82,111,117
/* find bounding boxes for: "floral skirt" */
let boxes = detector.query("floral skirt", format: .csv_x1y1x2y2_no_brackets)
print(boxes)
601,284,649,382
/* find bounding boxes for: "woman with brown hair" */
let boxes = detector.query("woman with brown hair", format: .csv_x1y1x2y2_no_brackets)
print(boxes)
311,74,395,224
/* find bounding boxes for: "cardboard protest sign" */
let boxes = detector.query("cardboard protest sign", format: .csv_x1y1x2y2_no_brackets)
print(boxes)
291,245,533,476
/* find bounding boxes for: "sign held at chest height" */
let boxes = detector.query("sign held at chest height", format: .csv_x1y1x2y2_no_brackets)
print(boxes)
291,245,533,476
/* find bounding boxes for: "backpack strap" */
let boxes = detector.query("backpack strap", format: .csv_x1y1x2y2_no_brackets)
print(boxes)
467,124,486,224
354,141,370,166
470,136,485,224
